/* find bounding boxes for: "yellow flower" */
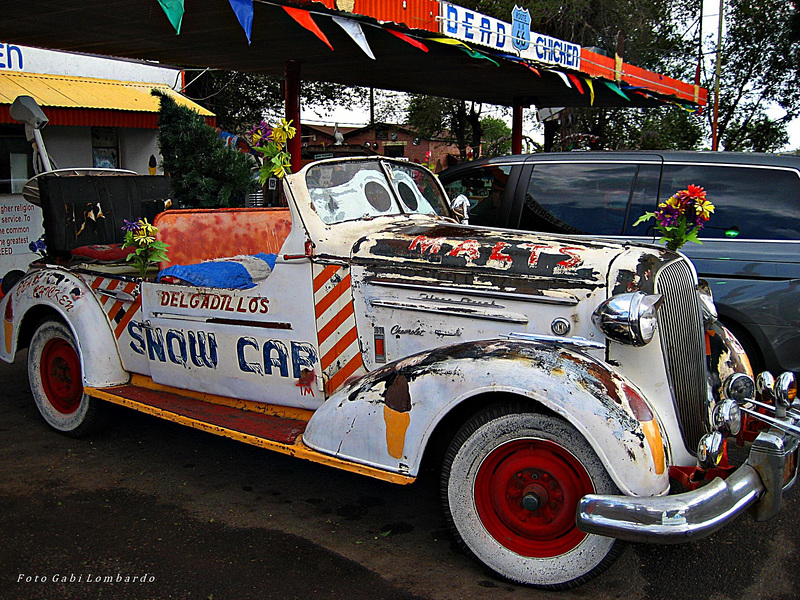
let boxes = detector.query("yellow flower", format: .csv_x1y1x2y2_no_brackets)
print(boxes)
271,153,293,179
139,218,158,237
665,194,683,209
696,198,715,219
270,119,297,146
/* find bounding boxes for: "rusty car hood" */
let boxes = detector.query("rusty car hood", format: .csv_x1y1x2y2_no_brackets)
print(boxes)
350,222,674,295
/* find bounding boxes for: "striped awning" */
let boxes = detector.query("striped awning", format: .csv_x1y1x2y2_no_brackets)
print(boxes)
0,70,215,128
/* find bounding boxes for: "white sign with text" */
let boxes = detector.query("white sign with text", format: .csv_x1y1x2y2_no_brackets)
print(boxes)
438,2,581,70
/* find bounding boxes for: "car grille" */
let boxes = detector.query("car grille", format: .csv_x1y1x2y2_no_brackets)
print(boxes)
654,259,709,453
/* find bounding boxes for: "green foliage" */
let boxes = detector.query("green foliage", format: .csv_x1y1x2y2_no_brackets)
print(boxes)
185,70,367,134
121,219,169,278
712,0,799,151
480,116,512,157
406,96,482,159
558,106,703,150
152,89,257,208
462,0,694,70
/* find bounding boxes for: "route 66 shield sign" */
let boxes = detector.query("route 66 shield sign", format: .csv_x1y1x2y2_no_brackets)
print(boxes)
511,5,531,52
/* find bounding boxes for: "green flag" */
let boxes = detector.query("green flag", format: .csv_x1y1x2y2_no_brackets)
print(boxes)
158,0,185,34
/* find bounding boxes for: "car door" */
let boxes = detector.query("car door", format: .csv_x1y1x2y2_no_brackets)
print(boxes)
510,155,664,240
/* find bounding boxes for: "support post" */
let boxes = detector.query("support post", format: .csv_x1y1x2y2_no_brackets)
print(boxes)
512,100,524,155
284,60,302,171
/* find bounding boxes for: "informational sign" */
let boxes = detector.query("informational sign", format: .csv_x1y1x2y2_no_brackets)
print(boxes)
0,194,44,276
0,41,180,85
438,2,581,70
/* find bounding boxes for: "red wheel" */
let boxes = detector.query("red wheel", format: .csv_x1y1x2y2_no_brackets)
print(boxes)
40,337,84,414
474,439,593,557
28,319,108,437
442,405,621,589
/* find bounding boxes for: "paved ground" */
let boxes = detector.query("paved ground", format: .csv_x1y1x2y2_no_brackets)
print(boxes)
2,353,800,600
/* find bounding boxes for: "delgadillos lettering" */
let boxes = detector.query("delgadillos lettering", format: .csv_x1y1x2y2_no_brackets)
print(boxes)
159,291,269,314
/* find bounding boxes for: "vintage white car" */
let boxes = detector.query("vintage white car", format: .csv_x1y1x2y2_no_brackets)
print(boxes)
1,157,797,589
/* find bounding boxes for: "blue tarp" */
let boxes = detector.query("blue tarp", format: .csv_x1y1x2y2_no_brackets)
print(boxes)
157,253,277,289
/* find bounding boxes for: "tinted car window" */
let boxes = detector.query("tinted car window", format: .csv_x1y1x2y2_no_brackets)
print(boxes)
520,163,638,235
660,164,800,240
625,164,662,235
441,165,511,227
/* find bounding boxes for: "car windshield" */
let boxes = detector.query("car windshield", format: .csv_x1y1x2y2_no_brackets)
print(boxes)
306,159,451,225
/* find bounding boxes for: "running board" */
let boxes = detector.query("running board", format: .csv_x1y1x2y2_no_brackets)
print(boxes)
86,378,414,485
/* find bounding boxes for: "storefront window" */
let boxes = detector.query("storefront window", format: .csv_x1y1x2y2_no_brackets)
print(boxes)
91,127,119,169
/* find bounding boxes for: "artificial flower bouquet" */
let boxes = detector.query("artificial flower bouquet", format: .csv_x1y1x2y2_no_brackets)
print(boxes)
121,218,169,278
634,184,714,251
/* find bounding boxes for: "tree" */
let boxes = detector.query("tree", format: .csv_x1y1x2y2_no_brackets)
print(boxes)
554,106,703,151
152,90,257,208
405,95,484,159
480,116,512,157
185,70,367,134
418,1,701,152
463,0,695,70
709,0,800,151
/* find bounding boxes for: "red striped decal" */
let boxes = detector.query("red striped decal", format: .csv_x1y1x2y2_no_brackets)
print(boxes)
321,325,358,371
314,272,351,319
114,293,142,339
325,352,365,395
313,264,340,293
314,264,365,396
317,300,355,346
106,282,138,323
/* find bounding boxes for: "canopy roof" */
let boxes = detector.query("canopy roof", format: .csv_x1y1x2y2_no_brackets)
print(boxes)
0,0,705,110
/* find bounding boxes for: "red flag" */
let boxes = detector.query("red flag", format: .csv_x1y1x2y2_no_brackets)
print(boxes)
385,28,428,52
567,73,585,94
283,6,334,51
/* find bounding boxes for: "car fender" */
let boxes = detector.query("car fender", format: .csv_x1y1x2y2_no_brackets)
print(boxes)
1,268,128,387
303,339,670,497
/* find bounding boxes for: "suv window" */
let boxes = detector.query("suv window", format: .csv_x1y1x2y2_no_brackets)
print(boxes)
660,164,800,240
520,162,638,235
441,165,512,227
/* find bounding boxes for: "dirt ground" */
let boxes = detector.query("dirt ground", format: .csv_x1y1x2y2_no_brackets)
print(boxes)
2,354,800,600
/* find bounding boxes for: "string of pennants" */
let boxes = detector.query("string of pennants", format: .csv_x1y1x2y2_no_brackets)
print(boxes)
155,0,696,111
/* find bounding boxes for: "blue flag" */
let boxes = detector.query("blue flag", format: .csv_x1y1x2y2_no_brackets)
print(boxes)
229,0,254,44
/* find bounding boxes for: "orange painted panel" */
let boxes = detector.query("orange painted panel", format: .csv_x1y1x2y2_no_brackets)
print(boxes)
307,0,438,31
580,49,706,105
154,207,292,269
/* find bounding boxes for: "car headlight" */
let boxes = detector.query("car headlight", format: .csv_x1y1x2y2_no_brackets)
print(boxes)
591,291,664,347
713,398,742,436
697,279,717,325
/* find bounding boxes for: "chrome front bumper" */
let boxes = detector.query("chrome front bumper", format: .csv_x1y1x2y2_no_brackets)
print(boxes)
577,429,800,544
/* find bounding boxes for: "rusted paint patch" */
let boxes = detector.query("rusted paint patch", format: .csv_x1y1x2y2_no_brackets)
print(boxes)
353,223,616,285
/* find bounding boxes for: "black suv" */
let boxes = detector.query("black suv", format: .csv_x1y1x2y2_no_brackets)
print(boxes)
440,151,800,375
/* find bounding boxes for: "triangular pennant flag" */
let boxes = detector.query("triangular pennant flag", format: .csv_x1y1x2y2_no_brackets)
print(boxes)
283,6,334,51
332,16,375,59
547,70,572,88
228,0,254,44
385,29,428,52
430,36,472,50
584,78,595,105
459,47,499,66
566,74,585,94
158,0,185,34
603,80,630,101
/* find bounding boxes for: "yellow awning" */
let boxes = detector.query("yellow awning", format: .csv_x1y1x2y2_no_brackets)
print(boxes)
0,70,212,116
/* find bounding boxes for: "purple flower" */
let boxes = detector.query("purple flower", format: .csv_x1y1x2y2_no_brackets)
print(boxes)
121,219,141,232
655,204,681,228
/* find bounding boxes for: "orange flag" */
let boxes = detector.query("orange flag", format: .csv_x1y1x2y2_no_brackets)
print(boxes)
283,6,334,51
